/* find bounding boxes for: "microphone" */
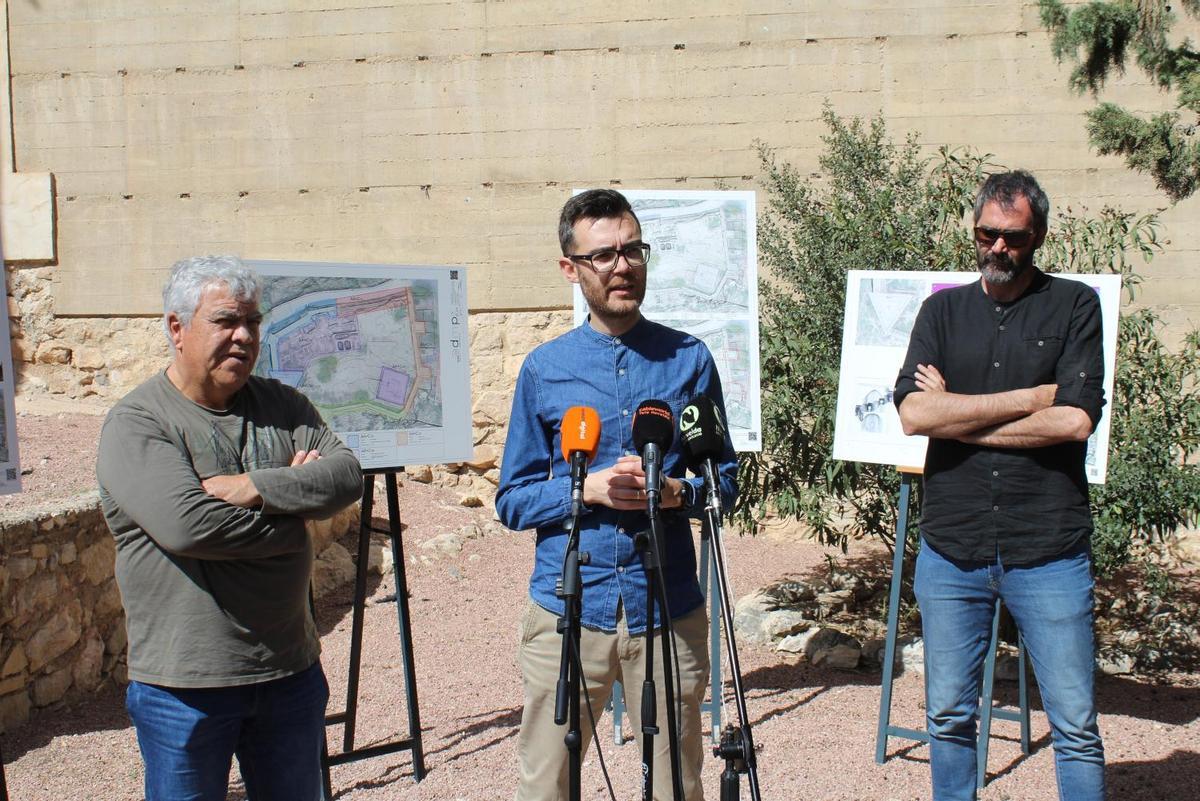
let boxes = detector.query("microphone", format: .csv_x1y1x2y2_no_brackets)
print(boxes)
632,400,674,508
561,406,601,518
679,394,727,514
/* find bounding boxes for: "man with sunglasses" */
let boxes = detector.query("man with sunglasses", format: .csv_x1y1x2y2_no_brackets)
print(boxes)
497,189,737,800
894,171,1106,801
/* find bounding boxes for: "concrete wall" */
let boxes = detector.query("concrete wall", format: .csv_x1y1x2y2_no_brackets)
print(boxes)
3,1,1199,401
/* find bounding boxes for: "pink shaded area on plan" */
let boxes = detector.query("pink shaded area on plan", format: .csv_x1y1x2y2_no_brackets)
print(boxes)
278,313,360,371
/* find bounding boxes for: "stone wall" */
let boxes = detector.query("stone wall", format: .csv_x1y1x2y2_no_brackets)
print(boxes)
0,494,358,734
0,495,122,733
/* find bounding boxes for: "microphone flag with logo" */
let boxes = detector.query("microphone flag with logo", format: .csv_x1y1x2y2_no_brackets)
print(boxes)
679,394,726,467
561,406,601,518
680,394,727,514
631,400,673,501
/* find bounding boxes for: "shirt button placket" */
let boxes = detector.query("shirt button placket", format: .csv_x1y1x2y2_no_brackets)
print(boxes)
615,337,633,453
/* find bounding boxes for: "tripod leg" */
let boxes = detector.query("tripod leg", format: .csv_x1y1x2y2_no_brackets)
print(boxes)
702,529,723,745
876,473,913,763
640,608,657,800
342,474,376,752
657,610,684,801
385,473,425,781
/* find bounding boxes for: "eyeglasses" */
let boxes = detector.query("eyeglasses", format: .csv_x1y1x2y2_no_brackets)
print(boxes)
567,243,652,273
974,226,1035,248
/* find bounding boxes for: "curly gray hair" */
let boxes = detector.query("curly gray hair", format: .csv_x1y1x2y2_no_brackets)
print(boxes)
162,255,262,341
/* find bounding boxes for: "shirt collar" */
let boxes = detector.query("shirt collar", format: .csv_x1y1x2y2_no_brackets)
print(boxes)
578,314,652,345
977,267,1050,305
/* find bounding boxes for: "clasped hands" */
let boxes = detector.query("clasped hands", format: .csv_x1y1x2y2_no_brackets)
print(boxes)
200,449,322,509
582,454,686,511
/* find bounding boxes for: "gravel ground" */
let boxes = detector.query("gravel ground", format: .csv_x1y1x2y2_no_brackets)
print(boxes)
2,412,1198,800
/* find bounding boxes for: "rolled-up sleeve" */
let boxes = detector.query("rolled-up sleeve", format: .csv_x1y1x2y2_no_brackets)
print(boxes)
895,296,941,408
1052,288,1106,429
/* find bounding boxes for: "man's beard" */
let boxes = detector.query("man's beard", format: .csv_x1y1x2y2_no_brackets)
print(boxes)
978,249,1032,286
580,278,644,320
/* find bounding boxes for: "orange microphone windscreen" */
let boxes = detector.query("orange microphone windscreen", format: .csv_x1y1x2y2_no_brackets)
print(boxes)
560,406,601,464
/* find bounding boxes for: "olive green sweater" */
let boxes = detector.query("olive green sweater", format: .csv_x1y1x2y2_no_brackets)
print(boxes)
98,372,362,688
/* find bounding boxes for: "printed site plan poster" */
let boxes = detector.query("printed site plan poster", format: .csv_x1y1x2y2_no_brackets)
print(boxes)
831,270,1120,483
248,260,472,471
572,189,763,452
0,259,20,494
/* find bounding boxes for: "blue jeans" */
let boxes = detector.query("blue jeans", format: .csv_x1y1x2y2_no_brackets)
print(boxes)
914,540,1105,801
126,662,329,801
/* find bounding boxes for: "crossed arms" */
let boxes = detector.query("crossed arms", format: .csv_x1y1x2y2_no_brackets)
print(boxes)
200,448,324,509
897,363,1093,448
98,405,362,561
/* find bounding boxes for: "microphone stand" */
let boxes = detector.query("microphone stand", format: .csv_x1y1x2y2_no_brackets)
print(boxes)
555,471,588,801
698,461,762,801
635,458,685,801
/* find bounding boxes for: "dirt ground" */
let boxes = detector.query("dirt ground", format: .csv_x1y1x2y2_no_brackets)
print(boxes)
2,410,1198,800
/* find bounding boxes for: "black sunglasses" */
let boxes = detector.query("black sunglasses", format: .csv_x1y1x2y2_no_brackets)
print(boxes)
974,226,1035,248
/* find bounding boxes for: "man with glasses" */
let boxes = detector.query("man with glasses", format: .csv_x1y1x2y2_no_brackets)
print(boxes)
894,171,1106,801
497,189,737,800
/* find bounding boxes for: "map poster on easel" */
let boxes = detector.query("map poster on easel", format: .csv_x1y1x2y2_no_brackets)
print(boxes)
571,188,763,452
247,260,473,471
831,270,1121,484
0,275,20,495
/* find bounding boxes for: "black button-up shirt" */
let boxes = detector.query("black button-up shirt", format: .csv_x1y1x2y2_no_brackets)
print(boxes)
894,270,1105,565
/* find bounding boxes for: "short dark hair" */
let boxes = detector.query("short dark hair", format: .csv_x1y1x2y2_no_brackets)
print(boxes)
558,189,640,255
973,170,1050,231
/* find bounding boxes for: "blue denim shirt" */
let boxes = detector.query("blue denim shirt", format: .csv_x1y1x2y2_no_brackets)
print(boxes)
496,316,738,634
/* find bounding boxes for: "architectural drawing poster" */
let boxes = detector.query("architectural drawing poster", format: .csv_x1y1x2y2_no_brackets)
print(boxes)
572,189,763,452
831,270,1121,483
248,260,472,471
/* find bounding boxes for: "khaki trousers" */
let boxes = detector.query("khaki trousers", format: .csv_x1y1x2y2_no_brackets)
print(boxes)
515,601,710,801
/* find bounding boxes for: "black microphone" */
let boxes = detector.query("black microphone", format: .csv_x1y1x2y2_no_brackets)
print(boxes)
632,400,674,508
679,394,727,514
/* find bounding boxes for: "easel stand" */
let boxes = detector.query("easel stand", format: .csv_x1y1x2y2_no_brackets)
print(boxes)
874,468,1031,790
321,471,425,799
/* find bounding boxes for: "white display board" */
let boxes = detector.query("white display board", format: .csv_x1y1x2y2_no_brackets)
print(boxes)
831,270,1121,483
248,260,472,471
572,189,763,452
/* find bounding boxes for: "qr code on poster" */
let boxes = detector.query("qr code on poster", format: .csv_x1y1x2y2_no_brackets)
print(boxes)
5,468,15,481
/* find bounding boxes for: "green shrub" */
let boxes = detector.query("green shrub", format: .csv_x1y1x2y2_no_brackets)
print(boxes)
738,110,1200,582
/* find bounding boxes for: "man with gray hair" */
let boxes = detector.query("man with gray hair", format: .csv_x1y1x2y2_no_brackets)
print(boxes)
97,255,362,801
895,171,1106,801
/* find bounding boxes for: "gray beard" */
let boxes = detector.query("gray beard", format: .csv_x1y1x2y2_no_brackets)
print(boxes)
979,251,1031,285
